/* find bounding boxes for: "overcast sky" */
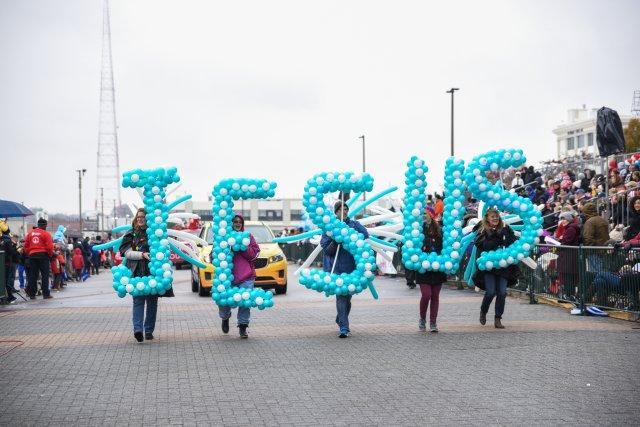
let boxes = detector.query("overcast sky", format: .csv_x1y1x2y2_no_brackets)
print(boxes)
2,0,639,215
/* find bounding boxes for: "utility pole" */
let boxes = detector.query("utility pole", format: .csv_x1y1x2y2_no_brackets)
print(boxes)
359,135,366,201
446,88,459,157
77,169,87,235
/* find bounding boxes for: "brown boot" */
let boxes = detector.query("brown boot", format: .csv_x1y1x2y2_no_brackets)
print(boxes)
479,311,486,325
494,317,505,329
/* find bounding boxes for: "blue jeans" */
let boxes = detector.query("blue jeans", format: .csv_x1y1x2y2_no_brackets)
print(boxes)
17,264,25,288
335,295,352,332
481,274,508,318
218,280,254,325
132,295,158,333
594,272,621,304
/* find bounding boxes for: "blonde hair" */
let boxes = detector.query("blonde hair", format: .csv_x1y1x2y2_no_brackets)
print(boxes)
480,208,504,233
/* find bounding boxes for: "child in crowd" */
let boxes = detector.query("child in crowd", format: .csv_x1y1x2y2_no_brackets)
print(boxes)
71,248,84,282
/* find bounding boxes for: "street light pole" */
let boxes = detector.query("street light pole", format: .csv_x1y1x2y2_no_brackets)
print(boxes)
76,169,86,235
358,135,366,201
446,88,459,157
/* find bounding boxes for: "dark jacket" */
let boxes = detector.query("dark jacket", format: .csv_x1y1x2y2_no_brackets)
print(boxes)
0,235,19,267
557,222,581,279
321,218,369,274
415,225,447,285
581,204,609,246
120,229,174,297
473,225,519,288
624,197,640,240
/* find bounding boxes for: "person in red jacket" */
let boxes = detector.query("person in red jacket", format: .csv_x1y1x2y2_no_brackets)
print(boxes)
24,218,54,299
71,248,85,282
50,244,66,291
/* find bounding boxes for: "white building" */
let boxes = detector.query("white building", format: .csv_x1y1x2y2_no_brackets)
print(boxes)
182,196,400,233
553,105,634,160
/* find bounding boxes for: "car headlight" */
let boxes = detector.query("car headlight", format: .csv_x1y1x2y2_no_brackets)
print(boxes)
269,254,284,264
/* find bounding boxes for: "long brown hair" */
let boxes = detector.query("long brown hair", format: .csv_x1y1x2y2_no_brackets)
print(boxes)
423,214,442,248
480,208,504,234
132,208,147,231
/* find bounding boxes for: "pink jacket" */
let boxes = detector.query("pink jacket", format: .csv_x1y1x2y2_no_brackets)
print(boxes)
230,215,260,284
232,235,260,284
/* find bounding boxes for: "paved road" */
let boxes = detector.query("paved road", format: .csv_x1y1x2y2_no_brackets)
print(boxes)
1,266,639,426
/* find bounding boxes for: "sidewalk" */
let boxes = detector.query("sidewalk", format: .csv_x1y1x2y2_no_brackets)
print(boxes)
1,268,639,425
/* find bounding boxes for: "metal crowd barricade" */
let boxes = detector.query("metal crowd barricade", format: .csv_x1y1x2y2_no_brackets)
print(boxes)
279,241,323,267
517,244,640,314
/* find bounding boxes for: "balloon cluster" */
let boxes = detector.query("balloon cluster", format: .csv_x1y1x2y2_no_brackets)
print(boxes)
210,178,277,310
402,156,467,274
111,167,179,298
463,149,543,271
299,172,377,297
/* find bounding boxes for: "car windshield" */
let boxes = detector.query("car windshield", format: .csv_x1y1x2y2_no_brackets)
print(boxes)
205,224,273,244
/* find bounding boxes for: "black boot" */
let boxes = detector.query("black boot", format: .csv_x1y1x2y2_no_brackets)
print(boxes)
479,311,486,325
145,332,154,340
221,319,229,334
134,331,143,343
239,324,248,339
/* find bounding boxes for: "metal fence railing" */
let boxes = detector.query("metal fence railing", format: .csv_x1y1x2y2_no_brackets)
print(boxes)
515,244,640,314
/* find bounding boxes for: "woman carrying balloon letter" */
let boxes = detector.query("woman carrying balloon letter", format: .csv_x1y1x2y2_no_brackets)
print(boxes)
416,206,447,333
473,208,518,329
120,208,174,343
218,214,260,339
320,200,369,338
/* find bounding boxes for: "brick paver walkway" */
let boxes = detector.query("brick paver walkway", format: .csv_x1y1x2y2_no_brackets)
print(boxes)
1,267,639,426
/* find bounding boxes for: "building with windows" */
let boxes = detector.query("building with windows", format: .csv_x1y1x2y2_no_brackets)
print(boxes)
181,197,399,234
553,105,633,160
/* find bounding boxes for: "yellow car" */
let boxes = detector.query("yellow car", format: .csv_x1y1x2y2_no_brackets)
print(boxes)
191,221,288,296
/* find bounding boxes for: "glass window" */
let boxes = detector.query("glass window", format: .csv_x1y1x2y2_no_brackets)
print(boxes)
258,210,283,221
588,133,594,146
245,225,274,243
193,210,212,221
566,137,575,150
577,134,584,148
290,209,303,221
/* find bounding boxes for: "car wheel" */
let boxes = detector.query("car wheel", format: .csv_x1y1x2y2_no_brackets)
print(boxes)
275,282,287,295
198,281,210,297
191,268,199,292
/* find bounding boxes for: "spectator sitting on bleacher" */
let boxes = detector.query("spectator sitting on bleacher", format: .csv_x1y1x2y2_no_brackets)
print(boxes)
581,203,610,246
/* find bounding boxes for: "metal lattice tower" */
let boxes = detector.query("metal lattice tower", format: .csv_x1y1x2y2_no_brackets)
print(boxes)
632,90,640,117
96,0,121,215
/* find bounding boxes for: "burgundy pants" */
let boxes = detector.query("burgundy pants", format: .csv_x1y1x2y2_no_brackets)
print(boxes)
419,284,442,323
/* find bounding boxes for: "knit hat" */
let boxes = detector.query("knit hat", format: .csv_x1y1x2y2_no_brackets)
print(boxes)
559,212,574,222
37,218,48,228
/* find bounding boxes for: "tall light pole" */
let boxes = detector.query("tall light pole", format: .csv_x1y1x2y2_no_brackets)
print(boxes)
358,135,366,201
446,88,459,157
77,169,87,235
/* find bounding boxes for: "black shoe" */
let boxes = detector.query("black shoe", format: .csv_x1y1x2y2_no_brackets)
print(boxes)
479,311,486,325
221,318,229,334
239,324,248,339
134,331,143,343
145,332,154,340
